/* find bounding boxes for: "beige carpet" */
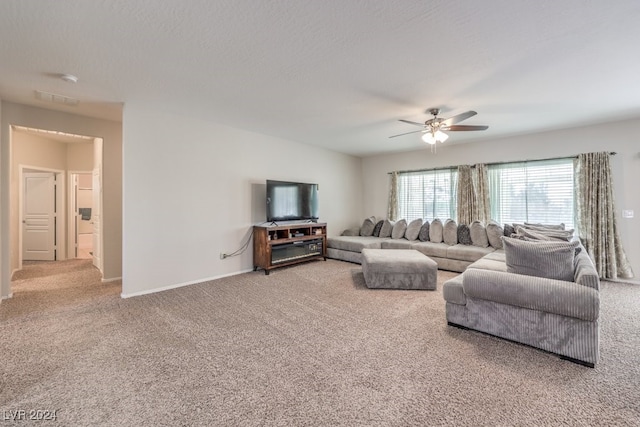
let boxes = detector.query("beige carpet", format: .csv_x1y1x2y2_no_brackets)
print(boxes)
1,259,639,426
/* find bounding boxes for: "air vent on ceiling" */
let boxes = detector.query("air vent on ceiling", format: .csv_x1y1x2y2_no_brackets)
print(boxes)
34,90,79,106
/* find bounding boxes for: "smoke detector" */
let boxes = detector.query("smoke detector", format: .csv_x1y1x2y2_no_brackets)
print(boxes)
60,73,78,83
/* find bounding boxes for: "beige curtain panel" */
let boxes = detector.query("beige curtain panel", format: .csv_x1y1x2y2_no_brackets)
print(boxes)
388,171,398,221
475,163,491,224
576,152,634,279
456,165,476,225
457,164,491,225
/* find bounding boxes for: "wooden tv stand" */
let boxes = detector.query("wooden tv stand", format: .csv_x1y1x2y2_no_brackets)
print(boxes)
253,222,327,275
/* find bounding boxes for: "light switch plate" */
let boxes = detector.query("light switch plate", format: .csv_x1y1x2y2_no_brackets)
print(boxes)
622,210,634,218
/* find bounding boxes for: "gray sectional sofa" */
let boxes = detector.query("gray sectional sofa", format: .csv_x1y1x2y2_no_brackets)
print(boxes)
327,217,503,272
443,233,600,367
329,217,601,366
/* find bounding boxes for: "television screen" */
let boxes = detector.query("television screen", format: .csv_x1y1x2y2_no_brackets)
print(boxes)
266,180,319,222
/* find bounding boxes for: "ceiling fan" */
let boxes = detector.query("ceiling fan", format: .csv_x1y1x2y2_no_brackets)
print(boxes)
390,108,488,144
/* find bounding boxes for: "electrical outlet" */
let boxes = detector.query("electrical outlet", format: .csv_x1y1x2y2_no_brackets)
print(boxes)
220,253,226,260
622,210,634,219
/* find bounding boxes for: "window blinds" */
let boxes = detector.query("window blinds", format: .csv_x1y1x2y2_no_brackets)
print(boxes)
397,169,457,222
488,158,575,228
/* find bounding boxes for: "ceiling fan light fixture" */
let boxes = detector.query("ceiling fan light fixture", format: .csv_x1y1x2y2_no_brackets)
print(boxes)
422,132,436,144
422,130,448,145
434,130,449,142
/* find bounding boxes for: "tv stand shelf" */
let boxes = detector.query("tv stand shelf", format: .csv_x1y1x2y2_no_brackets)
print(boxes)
253,222,327,275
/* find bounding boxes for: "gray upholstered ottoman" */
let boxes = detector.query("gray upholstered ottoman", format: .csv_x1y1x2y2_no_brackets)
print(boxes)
361,249,438,290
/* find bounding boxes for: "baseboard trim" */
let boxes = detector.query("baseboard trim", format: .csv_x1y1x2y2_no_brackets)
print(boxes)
120,268,254,299
102,276,122,284
2,293,14,300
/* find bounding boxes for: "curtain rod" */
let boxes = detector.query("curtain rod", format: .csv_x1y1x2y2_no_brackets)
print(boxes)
387,152,617,175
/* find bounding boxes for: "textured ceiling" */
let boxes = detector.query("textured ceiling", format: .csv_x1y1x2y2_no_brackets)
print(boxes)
1,0,640,157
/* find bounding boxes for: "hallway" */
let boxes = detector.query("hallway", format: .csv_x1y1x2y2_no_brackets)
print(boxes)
7,259,120,316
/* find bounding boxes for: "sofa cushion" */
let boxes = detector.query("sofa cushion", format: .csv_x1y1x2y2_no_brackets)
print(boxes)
359,216,377,236
483,250,506,262
486,221,504,249
502,237,579,282
392,219,408,239
372,220,384,237
470,221,489,248
462,268,599,321
379,219,395,238
412,241,449,258
429,219,444,243
466,257,508,272
405,218,423,241
381,239,413,250
457,224,472,245
327,236,387,252
418,221,430,241
443,219,458,246
446,244,495,263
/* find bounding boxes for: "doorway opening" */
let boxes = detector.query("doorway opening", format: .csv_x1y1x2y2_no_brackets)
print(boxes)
70,172,94,259
10,125,104,290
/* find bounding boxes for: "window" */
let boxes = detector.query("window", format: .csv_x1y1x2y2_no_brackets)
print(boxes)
397,169,457,222
488,158,575,228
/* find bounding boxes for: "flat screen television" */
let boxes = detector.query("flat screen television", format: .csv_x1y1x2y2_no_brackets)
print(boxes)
266,180,319,222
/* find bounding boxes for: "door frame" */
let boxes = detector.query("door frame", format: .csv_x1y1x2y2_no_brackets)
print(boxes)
18,165,66,270
68,171,93,260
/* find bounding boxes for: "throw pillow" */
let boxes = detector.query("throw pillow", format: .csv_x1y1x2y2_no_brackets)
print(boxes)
524,226,574,239
359,216,376,237
429,218,444,243
391,219,408,239
418,221,430,241
486,221,504,249
405,218,423,241
503,223,516,237
379,219,395,238
502,237,579,282
524,222,565,230
372,220,384,237
443,219,458,246
341,228,359,236
470,220,489,248
457,224,472,245
514,226,574,242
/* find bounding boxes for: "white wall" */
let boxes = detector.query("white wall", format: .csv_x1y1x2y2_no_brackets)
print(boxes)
0,101,5,300
362,117,640,278
0,101,122,299
67,142,94,171
122,105,363,296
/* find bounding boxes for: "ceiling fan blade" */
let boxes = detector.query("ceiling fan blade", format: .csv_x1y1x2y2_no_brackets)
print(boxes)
389,129,426,138
398,119,426,127
441,111,477,127
443,125,489,131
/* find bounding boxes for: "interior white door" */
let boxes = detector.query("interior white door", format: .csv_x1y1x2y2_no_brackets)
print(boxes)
22,172,56,261
92,168,102,270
